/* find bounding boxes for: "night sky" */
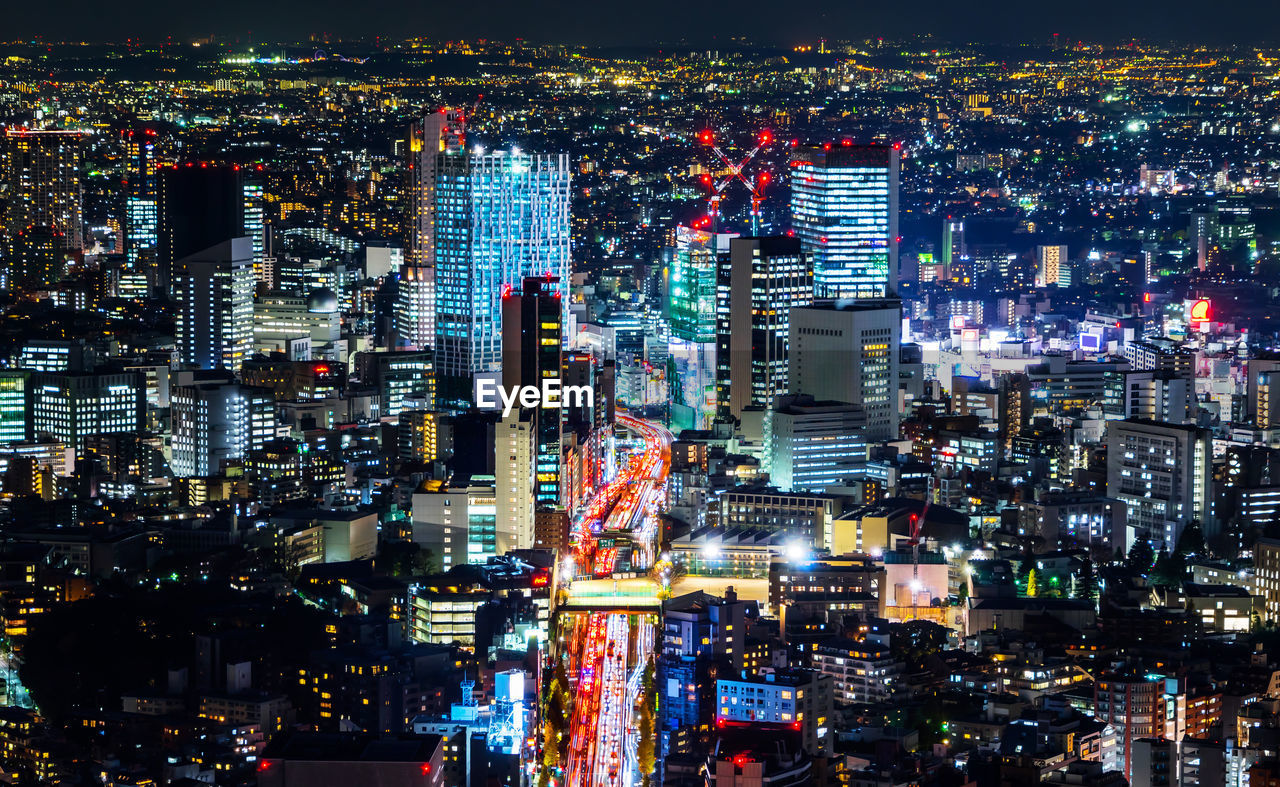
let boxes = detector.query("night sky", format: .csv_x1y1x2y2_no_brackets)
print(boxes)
5,0,1280,46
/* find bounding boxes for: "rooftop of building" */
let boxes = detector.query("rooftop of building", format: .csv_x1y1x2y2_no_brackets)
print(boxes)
262,731,443,763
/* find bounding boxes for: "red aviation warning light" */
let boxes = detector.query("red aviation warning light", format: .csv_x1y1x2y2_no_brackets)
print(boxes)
698,129,714,144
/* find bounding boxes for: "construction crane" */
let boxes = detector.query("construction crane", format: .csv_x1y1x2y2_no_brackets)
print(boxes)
696,128,774,234
909,475,934,592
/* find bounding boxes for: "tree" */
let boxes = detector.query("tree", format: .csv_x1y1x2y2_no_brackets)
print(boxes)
1151,546,1187,587
376,541,436,577
1127,538,1155,575
1176,521,1205,559
1026,568,1040,598
1074,558,1099,604
889,620,949,670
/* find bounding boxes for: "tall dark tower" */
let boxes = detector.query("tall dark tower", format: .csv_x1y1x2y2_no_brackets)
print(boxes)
502,275,563,508
158,165,245,292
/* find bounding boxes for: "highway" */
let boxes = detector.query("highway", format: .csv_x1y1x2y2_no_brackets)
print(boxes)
558,415,670,787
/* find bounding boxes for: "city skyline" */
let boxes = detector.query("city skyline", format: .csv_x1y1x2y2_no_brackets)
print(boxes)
4,4,1280,46
3,23,1280,787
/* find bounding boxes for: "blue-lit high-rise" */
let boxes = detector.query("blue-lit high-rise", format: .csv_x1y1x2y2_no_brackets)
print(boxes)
434,149,572,410
791,144,899,299
123,128,159,272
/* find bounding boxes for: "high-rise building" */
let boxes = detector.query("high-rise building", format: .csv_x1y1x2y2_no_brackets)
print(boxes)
411,481,498,569
714,669,834,756
252,292,341,358
1105,418,1212,551
788,299,901,442
495,409,536,552
767,394,868,493
1248,357,1280,425
502,276,564,507
715,236,812,421
354,350,433,418
433,150,571,410
791,144,898,299
1037,244,1068,287
394,263,435,350
242,179,266,282
123,127,160,273
669,227,733,430
670,227,734,343
159,165,253,292
399,111,465,357
174,238,255,373
404,109,466,268
397,409,447,464
1095,672,1160,784
30,370,145,453
170,375,276,477
2,129,84,290
941,218,966,271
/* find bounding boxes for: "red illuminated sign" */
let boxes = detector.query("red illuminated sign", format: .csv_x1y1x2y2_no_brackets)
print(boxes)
1189,299,1211,322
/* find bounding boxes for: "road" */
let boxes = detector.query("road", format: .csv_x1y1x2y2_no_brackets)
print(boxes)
558,415,670,787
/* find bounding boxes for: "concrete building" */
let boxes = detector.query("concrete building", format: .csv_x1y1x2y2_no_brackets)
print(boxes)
1105,419,1212,551
767,395,867,493
715,669,834,756
411,481,499,569
174,237,255,373
170,375,276,477
714,235,811,421
788,300,901,442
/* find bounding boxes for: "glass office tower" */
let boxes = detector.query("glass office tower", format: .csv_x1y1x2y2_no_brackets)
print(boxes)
668,227,733,430
434,150,572,411
791,144,898,299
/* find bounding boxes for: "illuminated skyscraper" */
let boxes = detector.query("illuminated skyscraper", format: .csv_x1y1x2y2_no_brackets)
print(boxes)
405,109,465,268
669,227,733,430
496,409,536,551
398,111,465,357
714,236,812,421
434,150,572,410
174,238,255,373
670,227,734,343
791,144,898,299
30,370,145,453
394,263,435,350
2,129,84,290
503,276,563,508
1037,244,1068,287
242,179,266,282
123,127,160,273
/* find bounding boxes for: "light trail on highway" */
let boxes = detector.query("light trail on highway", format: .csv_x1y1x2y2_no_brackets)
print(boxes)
555,415,670,787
